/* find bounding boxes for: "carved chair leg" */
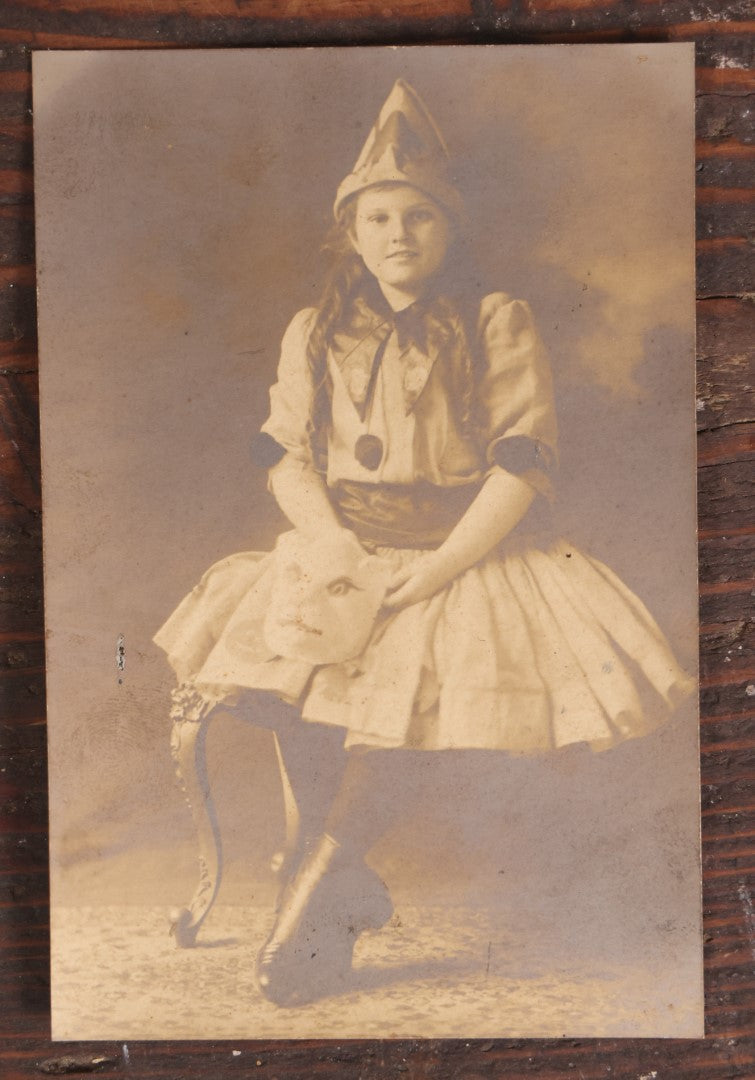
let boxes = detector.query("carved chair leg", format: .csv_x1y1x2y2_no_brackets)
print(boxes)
168,684,222,948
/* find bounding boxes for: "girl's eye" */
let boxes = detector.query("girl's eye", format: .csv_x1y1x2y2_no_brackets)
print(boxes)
326,577,361,597
409,209,433,223
367,213,389,224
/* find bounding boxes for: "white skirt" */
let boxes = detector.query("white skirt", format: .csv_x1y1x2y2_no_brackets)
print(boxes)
154,536,693,753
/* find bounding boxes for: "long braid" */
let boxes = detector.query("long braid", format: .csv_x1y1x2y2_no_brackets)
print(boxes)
454,303,486,442
305,207,368,470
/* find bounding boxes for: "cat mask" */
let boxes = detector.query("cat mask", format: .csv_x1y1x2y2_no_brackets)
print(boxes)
263,529,392,664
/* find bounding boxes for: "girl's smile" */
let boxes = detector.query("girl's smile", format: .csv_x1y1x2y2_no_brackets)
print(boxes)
349,184,450,309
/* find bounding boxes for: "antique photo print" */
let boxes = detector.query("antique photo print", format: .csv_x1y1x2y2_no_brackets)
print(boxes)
33,45,701,1038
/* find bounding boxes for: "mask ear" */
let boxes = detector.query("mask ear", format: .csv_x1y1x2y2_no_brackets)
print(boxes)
338,529,367,559
274,530,305,560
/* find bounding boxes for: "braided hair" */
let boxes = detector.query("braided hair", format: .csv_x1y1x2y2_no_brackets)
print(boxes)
305,202,368,469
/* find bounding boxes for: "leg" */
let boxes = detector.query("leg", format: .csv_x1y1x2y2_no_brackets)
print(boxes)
237,691,351,889
323,748,414,856
168,683,222,948
271,709,405,936
271,709,349,890
256,833,354,1005
255,748,407,1005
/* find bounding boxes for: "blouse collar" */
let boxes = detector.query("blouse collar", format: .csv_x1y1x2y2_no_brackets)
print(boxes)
329,287,459,417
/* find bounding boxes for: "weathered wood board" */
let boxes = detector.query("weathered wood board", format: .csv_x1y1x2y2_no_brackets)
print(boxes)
1,1,753,1076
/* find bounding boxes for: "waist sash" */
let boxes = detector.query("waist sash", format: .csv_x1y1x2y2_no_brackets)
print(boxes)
331,480,482,549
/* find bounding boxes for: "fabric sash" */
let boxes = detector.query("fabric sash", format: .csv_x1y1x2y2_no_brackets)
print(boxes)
331,480,482,549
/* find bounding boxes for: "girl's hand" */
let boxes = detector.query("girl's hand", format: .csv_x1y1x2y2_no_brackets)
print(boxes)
383,473,537,611
383,554,451,610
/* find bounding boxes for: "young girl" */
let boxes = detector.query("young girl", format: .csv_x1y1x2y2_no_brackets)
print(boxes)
155,79,693,1007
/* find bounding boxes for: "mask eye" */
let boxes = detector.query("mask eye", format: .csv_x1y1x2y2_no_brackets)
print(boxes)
326,576,362,597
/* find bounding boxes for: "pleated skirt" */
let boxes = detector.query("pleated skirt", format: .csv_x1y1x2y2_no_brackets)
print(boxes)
154,533,693,753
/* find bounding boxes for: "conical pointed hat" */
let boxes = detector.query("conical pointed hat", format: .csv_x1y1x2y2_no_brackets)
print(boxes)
334,79,463,220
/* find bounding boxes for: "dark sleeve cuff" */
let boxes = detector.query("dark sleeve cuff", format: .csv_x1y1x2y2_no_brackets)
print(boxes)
490,435,553,476
250,431,287,468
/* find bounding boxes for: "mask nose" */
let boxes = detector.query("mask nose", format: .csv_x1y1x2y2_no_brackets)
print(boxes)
279,571,312,624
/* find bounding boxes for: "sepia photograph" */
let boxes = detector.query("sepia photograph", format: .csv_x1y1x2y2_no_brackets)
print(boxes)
33,44,701,1039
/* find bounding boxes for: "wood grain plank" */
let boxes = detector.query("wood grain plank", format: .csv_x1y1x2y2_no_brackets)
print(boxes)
699,533,755,585
697,298,755,433
0,3,752,1077
496,0,753,27
700,588,755,628
0,1,748,48
699,459,755,533
698,92,755,144
698,425,755,466
8,0,476,15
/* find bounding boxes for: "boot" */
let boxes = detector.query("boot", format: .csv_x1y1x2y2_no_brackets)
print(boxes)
272,831,393,928
256,833,353,1006
270,716,346,905
329,855,394,935
271,720,392,929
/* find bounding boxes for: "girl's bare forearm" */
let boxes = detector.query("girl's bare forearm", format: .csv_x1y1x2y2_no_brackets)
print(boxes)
268,453,343,537
430,470,536,581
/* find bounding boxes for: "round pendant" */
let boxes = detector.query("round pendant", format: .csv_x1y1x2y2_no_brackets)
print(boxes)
354,434,384,471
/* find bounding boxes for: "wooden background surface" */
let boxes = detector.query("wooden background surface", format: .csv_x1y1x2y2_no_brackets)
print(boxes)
0,1,753,1077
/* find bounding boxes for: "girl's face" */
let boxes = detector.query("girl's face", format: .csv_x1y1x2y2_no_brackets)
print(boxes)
350,184,451,307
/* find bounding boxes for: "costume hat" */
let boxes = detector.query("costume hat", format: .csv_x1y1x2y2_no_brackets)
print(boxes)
333,79,463,220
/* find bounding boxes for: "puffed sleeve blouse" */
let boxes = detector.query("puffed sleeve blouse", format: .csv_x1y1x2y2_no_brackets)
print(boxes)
259,291,557,500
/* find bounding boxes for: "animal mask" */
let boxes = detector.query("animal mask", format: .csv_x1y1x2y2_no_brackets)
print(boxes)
263,530,392,664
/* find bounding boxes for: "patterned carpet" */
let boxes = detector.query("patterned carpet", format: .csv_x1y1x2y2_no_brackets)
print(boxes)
51,902,702,1040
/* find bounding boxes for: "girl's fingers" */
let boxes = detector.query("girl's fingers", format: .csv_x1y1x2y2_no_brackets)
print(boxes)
386,567,413,593
383,576,414,605
383,587,409,609
384,558,445,608
384,576,424,609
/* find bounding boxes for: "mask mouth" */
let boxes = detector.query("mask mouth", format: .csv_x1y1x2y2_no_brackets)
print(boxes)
276,616,323,637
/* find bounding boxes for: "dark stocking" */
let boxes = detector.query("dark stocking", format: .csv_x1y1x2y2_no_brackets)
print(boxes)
324,748,415,857
275,714,348,844
243,692,348,884
255,746,409,1006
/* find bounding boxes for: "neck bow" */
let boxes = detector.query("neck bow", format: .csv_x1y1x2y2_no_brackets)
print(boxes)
329,291,458,422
